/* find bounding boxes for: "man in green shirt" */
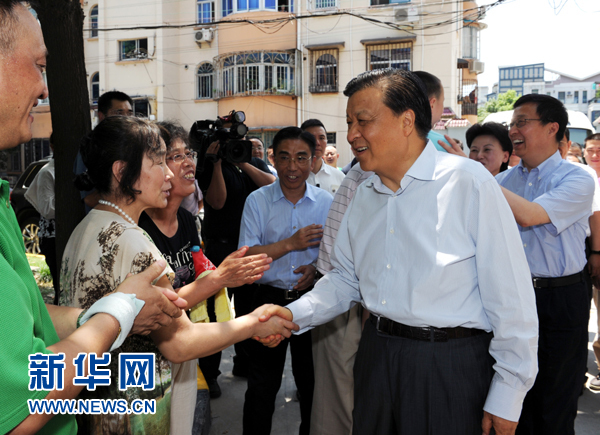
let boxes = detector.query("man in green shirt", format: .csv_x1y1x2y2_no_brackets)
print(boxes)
0,2,185,433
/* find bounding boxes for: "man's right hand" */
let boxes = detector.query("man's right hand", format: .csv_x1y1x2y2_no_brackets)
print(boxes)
288,224,323,251
206,141,221,162
116,259,187,336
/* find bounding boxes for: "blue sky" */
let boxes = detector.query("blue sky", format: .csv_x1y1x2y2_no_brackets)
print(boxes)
477,0,600,89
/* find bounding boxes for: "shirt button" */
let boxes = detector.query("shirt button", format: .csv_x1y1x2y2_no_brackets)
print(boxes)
293,206,296,209
292,265,295,269
382,300,387,305
390,229,394,234
523,243,527,248
528,183,532,186
386,264,391,269
293,226,296,229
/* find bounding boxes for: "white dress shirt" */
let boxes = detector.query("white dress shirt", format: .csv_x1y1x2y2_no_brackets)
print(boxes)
307,159,345,196
288,141,539,422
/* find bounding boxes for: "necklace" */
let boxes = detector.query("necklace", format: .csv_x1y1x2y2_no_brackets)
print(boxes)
98,199,137,225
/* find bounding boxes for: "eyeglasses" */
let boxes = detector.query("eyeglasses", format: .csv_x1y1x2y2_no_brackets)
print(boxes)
276,155,311,167
252,146,263,151
508,119,542,129
167,151,197,163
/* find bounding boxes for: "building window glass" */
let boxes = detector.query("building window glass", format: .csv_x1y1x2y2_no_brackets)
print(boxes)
91,72,100,103
315,0,337,8
197,1,214,23
216,51,295,98
367,42,412,71
119,38,148,61
583,90,588,104
90,5,98,38
309,49,338,93
574,91,579,104
462,26,479,59
197,63,214,99
531,89,538,94
222,0,291,15
558,91,565,103
326,132,336,145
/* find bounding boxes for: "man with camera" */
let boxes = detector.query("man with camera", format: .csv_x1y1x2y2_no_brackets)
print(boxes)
197,130,275,393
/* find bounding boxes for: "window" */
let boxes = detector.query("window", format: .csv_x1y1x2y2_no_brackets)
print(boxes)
367,42,412,71
309,49,338,93
119,38,148,61
370,0,411,5
314,0,337,8
132,99,151,118
222,0,292,16
558,91,565,103
531,89,539,94
326,132,336,145
90,5,98,38
574,91,579,104
90,72,100,103
197,63,214,99
197,0,214,23
583,90,588,104
216,51,296,98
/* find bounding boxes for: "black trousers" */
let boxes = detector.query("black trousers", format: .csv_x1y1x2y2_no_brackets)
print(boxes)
516,280,590,435
243,284,314,435
353,320,494,434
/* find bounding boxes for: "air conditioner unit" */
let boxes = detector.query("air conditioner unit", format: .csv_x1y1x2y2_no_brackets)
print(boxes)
469,61,485,74
202,28,214,42
194,31,204,45
394,6,419,23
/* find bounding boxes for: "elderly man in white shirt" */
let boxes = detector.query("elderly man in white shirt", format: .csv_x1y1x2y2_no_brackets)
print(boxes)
261,69,538,435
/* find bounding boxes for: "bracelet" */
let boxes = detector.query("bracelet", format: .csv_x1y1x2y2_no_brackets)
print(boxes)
76,309,88,328
591,250,600,256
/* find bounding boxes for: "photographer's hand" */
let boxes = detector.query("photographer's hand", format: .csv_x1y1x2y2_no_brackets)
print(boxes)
206,141,221,162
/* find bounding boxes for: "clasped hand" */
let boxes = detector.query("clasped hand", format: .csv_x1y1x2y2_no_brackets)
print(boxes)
251,305,296,348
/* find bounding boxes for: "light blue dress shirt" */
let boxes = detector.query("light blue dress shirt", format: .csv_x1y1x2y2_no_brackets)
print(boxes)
238,179,333,290
287,141,538,422
496,151,595,278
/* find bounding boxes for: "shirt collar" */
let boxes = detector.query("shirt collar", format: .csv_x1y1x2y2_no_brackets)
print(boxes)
517,150,562,178
272,178,315,203
367,140,437,193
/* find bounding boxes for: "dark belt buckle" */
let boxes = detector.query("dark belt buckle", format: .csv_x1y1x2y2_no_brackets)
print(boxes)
284,289,299,300
532,277,541,289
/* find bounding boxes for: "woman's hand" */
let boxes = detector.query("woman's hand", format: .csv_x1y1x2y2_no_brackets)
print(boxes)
249,304,298,348
212,246,272,288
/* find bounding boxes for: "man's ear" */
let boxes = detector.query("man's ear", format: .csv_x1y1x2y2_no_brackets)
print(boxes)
402,110,416,137
112,160,127,183
429,97,436,111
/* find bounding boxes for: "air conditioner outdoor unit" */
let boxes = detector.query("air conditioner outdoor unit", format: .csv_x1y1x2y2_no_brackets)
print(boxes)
394,6,419,23
469,60,485,74
194,29,214,46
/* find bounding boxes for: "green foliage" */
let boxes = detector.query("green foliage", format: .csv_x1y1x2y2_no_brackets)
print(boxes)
478,90,519,123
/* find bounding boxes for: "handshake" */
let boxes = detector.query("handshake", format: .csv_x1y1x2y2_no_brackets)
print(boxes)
250,304,298,348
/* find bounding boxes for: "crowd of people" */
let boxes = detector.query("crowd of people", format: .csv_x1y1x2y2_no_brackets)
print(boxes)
1,1,600,435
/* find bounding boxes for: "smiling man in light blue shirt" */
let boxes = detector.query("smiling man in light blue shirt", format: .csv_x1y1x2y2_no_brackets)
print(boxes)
497,94,595,435
262,69,538,435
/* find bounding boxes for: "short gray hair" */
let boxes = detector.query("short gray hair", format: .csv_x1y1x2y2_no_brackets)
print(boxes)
0,1,24,55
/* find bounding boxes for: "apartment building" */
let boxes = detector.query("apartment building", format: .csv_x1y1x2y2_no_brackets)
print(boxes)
12,0,485,182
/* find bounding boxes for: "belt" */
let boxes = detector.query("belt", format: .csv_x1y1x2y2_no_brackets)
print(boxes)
256,283,312,301
369,314,487,343
532,271,584,289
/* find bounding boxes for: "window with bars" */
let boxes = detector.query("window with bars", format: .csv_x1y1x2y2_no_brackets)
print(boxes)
119,38,148,61
309,49,338,93
90,72,100,103
314,0,337,8
90,5,98,38
326,132,336,145
197,0,214,23
367,42,412,71
217,51,295,98
197,63,214,99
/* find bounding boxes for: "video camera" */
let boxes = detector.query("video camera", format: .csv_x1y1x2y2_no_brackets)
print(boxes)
189,111,253,170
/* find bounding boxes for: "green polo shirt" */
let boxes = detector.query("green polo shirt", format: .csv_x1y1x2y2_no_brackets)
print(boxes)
0,180,76,434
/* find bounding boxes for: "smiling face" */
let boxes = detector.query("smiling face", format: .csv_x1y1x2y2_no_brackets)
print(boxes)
346,87,407,181
0,5,48,150
509,102,558,170
132,140,173,210
274,138,314,201
304,126,327,159
324,145,339,167
166,138,196,201
250,138,264,159
584,140,600,175
468,134,509,176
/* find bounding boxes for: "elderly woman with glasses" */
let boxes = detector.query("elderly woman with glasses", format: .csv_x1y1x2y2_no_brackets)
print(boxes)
61,116,295,435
